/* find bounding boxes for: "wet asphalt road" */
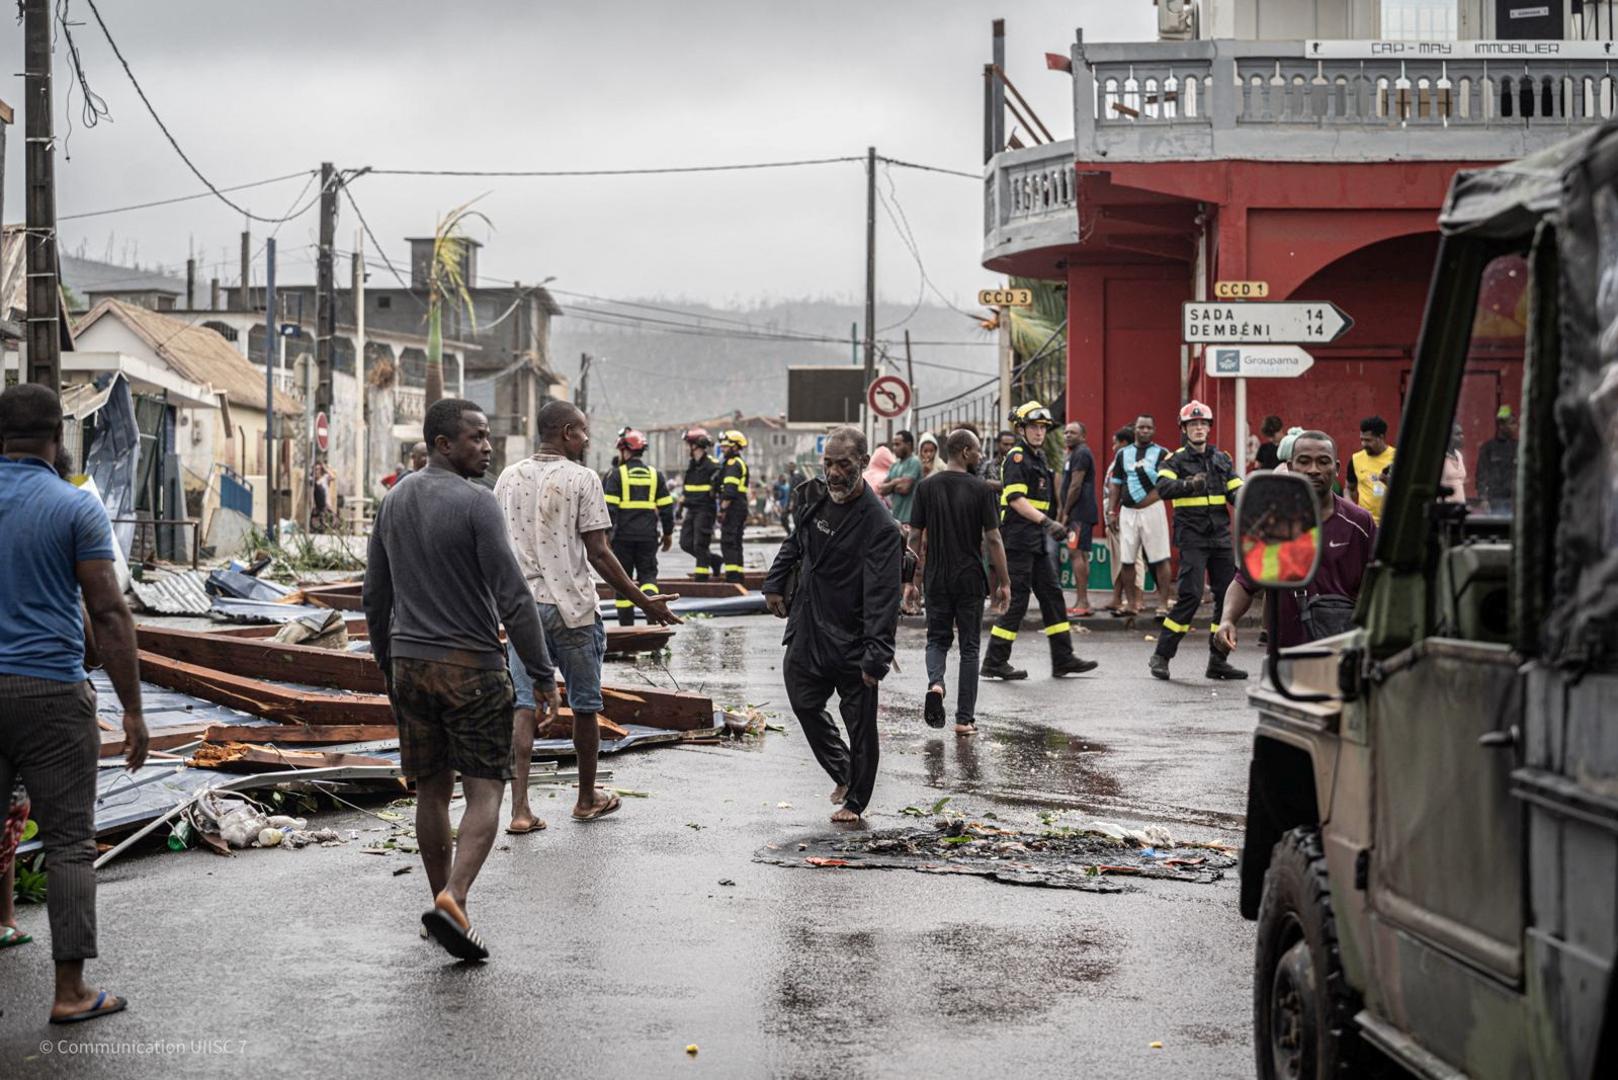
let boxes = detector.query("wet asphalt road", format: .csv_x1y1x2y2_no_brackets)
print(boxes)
1,547,1260,1079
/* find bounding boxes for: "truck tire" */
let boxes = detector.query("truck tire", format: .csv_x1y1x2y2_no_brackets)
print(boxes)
1254,827,1363,1080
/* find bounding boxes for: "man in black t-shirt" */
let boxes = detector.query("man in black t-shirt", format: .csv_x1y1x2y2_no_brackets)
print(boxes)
905,429,1010,736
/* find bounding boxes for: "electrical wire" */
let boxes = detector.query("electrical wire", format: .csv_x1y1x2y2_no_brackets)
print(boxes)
59,170,317,222
367,157,864,178
340,183,425,309
78,0,319,224
878,163,982,322
56,0,110,161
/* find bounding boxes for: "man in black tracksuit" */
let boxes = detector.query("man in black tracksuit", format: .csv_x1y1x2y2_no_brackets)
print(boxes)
678,428,723,578
1150,401,1249,681
981,401,1100,681
717,431,750,583
763,426,902,824
603,433,675,627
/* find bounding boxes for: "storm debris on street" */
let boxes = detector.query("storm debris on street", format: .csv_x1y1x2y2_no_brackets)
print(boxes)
756,817,1235,892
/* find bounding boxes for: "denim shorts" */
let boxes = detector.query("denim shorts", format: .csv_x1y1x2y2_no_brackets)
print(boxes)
508,603,606,715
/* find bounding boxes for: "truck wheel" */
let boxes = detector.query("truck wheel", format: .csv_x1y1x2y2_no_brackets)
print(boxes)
1254,827,1362,1080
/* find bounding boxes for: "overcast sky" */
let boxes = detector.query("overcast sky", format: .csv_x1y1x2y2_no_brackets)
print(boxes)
3,1,1152,307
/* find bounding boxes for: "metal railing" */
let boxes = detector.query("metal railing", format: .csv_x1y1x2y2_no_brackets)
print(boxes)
1075,39,1618,162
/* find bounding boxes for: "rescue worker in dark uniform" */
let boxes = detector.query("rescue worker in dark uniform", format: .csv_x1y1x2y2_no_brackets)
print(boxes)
678,426,723,578
1149,400,1249,681
981,401,1100,681
602,428,675,627
717,429,750,583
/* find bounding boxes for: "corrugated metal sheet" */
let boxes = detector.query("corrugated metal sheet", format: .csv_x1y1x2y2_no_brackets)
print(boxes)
129,570,211,615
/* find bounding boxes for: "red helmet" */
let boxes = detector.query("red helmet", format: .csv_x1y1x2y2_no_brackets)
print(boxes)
683,426,712,447
1179,400,1214,425
617,428,648,452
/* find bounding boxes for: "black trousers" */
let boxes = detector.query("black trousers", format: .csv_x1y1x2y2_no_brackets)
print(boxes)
925,584,985,724
984,546,1076,669
611,536,660,626
679,503,721,577
1155,540,1235,659
719,505,747,582
783,644,880,814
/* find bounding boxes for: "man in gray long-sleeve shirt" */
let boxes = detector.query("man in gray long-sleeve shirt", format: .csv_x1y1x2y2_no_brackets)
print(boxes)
363,398,554,962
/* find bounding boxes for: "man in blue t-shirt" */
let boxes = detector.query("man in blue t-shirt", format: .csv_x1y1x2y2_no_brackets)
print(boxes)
0,383,146,1026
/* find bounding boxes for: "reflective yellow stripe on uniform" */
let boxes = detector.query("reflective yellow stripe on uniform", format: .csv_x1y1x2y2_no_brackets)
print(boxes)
618,465,660,510
1162,617,1190,633
990,626,1018,641
656,496,674,506
1002,483,1030,498
1226,477,1243,492
1170,495,1228,507
614,599,634,608
685,484,712,492
1156,468,1178,479
723,477,745,487
1044,622,1071,635
603,493,622,505
640,583,658,594
692,566,711,576
723,564,745,573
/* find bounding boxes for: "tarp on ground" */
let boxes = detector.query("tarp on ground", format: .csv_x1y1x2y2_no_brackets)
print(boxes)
72,373,141,559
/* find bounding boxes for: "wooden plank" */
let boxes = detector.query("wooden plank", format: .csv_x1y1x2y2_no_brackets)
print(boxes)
597,580,746,600
136,635,715,732
202,724,400,745
100,725,212,759
209,619,674,655
189,741,393,772
138,625,385,693
136,651,393,726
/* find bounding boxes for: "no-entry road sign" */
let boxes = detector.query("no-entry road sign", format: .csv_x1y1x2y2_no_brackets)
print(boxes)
315,411,330,452
1182,301,1352,345
1205,346,1316,379
867,375,912,419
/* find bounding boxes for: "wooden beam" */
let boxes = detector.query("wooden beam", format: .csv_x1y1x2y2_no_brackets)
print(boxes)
202,724,400,745
207,619,674,655
597,580,746,601
136,651,394,726
138,625,385,693
135,641,715,732
190,742,393,772
101,725,211,758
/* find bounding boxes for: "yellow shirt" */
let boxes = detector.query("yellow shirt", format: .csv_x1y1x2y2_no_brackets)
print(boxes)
1351,446,1396,524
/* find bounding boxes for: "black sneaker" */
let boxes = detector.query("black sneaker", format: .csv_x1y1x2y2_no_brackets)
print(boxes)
980,661,1028,681
1206,655,1250,681
924,687,946,728
1148,654,1170,680
1052,656,1099,678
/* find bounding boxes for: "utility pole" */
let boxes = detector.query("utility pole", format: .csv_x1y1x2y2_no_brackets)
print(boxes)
352,227,367,516
239,231,251,312
997,301,1013,424
314,162,337,462
576,353,592,413
264,238,277,533
863,145,877,443
186,257,196,309
904,329,917,428
24,0,61,390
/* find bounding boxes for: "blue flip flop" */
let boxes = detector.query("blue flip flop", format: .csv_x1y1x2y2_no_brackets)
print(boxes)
50,989,127,1025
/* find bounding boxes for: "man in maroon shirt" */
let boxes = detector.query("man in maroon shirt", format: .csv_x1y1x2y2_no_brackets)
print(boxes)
1216,431,1376,651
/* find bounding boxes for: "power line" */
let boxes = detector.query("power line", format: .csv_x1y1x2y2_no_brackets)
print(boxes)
879,156,980,180
367,156,864,178
340,183,425,308
78,0,318,224
58,170,316,222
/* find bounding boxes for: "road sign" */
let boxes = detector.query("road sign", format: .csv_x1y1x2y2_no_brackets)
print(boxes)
978,287,1034,308
1205,346,1316,379
1182,301,1352,344
315,411,330,452
866,375,912,419
814,434,828,456
1214,280,1270,299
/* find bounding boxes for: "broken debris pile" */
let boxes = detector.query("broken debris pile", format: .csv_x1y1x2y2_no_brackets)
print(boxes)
756,818,1236,893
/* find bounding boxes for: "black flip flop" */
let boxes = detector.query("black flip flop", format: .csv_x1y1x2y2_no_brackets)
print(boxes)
50,989,127,1025
924,688,946,729
421,907,489,961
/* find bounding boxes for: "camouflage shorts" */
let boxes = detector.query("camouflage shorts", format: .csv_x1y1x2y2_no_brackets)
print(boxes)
389,659,515,781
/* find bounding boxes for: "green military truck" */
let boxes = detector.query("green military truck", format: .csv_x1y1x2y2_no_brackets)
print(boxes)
1236,124,1618,1079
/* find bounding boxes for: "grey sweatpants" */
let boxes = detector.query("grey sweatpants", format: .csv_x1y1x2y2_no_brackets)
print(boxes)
0,674,100,961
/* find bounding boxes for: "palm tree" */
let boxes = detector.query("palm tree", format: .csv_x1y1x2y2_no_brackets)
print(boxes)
423,201,489,407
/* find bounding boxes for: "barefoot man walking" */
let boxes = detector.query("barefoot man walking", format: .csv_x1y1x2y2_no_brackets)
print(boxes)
763,426,903,823
363,399,556,961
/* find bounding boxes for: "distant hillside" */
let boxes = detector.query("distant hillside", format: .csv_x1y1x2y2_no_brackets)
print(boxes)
550,297,996,432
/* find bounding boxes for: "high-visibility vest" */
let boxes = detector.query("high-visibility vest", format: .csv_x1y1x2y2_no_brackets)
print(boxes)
605,464,672,511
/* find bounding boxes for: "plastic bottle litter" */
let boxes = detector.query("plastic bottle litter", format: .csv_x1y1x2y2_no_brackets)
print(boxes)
167,819,194,852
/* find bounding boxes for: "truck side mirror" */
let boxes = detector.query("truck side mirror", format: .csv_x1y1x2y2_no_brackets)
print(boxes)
1234,472,1323,590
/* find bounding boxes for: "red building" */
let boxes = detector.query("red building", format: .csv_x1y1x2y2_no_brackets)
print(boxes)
979,31,1590,464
